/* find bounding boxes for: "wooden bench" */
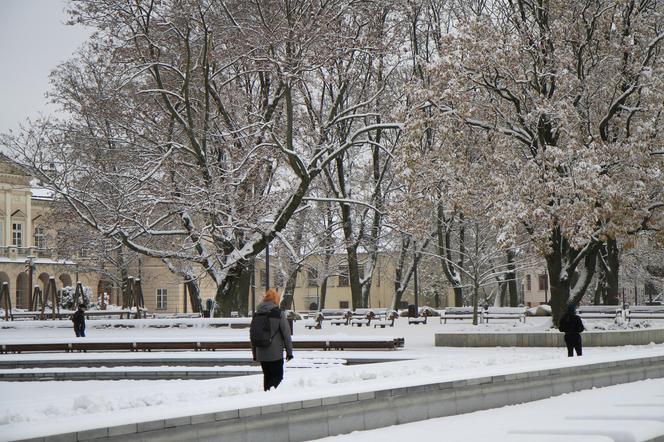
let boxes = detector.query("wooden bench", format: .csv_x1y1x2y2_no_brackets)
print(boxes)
483,307,527,323
373,310,399,328
350,309,377,327
576,305,622,320
408,308,431,325
0,338,406,353
626,305,664,321
321,309,352,326
440,307,477,324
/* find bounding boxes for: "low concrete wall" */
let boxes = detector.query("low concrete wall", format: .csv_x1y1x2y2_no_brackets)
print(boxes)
19,354,664,442
434,328,664,347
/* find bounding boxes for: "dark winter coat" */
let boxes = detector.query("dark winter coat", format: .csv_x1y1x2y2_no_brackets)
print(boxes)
252,302,293,362
71,310,85,327
558,313,584,334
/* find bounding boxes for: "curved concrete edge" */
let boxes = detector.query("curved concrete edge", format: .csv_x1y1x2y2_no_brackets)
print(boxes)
435,328,664,347
17,354,664,442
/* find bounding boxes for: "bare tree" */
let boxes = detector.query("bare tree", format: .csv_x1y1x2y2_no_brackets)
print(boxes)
6,0,401,314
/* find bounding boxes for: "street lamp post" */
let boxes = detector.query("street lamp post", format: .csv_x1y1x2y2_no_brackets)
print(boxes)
265,240,270,291
251,258,256,314
413,240,419,312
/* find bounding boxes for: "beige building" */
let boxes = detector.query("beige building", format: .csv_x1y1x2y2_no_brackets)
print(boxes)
0,155,99,309
522,269,551,307
0,154,451,314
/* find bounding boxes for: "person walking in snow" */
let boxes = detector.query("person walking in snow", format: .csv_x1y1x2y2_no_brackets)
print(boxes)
250,289,294,391
558,303,584,357
71,304,86,337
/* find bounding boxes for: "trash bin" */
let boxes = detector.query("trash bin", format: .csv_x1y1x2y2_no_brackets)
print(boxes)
407,304,417,318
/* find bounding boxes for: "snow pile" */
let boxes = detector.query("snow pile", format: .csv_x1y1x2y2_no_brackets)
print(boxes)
589,320,652,330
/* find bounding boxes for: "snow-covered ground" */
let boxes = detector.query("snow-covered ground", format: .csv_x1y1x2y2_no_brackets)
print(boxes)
1,317,663,441
315,378,664,442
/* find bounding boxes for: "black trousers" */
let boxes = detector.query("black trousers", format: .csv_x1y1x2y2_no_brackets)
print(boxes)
74,324,86,337
261,359,284,391
564,333,582,357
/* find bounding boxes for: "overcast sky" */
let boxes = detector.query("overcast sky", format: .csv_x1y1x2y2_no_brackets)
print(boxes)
0,0,91,135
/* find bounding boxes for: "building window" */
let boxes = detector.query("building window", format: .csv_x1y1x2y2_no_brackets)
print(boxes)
156,288,168,310
339,301,349,309
338,265,349,287
12,223,22,247
307,267,318,287
538,274,548,291
34,225,45,249
526,274,532,291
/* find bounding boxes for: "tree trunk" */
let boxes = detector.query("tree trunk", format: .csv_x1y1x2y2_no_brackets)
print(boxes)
391,236,410,309
185,279,202,313
507,249,518,307
472,280,480,325
436,203,464,306
604,239,620,305
499,281,508,307
346,246,363,309
546,226,599,326
280,268,299,310
216,262,251,316
319,277,329,310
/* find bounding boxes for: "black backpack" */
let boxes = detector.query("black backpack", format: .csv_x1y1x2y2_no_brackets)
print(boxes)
250,307,281,347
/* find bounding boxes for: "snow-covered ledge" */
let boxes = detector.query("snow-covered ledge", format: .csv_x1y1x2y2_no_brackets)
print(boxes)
434,328,664,347
10,350,664,442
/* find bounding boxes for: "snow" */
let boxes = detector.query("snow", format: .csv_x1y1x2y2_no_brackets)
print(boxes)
1,318,664,441
315,378,664,442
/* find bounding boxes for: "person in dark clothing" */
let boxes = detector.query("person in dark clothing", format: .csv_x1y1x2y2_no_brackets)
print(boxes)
251,289,294,391
558,304,584,357
72,304,86,337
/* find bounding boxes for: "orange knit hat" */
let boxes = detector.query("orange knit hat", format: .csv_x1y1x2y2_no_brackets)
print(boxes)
263,289,280,305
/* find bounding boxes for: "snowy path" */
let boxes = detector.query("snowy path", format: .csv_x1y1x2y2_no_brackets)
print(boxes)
1,318,664,441
314,378,664,442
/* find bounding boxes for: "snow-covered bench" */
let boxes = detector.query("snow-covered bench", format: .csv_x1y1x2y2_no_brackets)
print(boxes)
440,307,476,324
408,307,438,325
576,305,622,320
626,305,664,321
483,307,527,323
321,309,352,326
373,311,398,328
350,309,376,327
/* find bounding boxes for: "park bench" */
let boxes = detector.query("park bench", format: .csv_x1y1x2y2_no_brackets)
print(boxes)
321,309,352,326
576,305,622,321
373,310,399,328
482,307,527,323
151,313,202,319
0,337,406,354
407,308,428,325
304,312,324,329
440,307,477,324
350,309,377,327
626,305,664,322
